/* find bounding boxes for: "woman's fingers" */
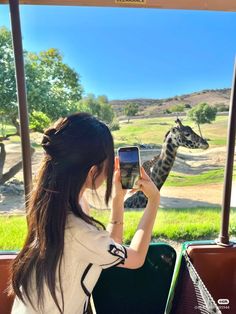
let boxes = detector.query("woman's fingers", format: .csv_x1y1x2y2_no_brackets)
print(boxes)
140,166,150,180
114,169,121,183
135,179,147,190
114,156,120,171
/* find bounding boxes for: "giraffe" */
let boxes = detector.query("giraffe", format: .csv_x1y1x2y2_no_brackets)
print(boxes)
124,119,209,209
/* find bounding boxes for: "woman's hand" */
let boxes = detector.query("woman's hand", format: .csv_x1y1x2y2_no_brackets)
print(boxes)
134,167,160,203
113,156,127,199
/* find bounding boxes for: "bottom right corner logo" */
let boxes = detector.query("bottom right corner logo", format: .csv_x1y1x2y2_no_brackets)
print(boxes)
217,298,230,305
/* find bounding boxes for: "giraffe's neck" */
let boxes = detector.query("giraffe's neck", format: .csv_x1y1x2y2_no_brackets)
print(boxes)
142,154,160,177
150,137,178,190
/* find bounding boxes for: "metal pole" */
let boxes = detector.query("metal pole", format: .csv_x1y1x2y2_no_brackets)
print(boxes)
218,59,236,245
9,0,32,211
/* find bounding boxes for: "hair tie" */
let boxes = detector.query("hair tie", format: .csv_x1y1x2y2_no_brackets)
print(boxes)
43,188,60,194
44,128,57,137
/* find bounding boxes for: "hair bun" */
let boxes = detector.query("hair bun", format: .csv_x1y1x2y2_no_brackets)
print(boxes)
44,128,57,137
41,128,57,156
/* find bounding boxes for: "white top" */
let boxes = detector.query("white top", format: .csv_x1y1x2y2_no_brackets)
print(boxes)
11,211,127,314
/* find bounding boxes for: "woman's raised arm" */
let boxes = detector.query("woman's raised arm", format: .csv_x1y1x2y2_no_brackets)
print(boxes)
118,167,160,269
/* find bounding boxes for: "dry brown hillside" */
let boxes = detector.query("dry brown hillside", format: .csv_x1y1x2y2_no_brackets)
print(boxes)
111,88,230,117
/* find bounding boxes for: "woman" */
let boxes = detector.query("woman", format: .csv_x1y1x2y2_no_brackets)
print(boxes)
9,112,160,314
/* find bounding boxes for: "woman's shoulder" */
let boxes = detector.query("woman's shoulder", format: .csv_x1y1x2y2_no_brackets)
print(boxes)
65,211,110,252
66,211,97,235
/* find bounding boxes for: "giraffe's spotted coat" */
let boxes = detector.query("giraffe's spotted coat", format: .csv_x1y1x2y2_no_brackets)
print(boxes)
124,119,209,209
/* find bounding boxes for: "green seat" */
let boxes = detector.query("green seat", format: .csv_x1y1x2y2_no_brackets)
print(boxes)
93,243,176,314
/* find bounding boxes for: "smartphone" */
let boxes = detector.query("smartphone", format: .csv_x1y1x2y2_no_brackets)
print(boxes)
118,146,141,189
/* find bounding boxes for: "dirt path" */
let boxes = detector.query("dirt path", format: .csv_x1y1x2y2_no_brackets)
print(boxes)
161,182,236,208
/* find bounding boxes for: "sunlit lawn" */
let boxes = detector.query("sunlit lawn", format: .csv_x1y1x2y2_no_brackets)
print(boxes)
166,167,236,186
1,115,229,149
1,207,236,250
112,115,228,148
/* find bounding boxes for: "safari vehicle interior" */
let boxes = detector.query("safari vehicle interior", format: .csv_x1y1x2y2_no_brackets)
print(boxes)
0,1,236,313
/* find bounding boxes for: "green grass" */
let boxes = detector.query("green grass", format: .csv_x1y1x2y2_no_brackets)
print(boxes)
0,115,232,187
93,208,236,243
113,116,228,148
1,124,21,143
1,116,229,149
0,124,16,136
165,167,236,186
0,216,27,250
1,207,236,250
208,138,227,146
113,118,176,148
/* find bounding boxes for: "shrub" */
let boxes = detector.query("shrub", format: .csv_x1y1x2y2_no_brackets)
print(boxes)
109,119,120,131
169,104,185,113
29,111,51,133
216,104,229,112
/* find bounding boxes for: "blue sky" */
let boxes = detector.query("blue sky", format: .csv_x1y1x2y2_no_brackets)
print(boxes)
0,5,236,100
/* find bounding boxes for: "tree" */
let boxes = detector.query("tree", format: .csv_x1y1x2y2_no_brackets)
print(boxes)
124,103,139,123
216,103,229,112
25,48,83,121
187,103,217,137
169,103,185,113
0,144,35,185
0,27,83,184
97,95,114,124
77,94,100,117
0,27,30,185
97,95,109,104
0,27,18,135
0,27,83,134
77,94,114,124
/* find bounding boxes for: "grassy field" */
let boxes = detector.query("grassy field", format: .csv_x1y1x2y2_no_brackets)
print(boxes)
113,115,228,148
166,167,236,186
1,207,236,250
1,115,229,149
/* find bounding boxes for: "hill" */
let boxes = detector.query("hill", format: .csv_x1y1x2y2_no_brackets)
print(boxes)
110,88,230,117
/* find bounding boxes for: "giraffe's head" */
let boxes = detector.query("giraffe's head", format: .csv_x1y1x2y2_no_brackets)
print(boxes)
165,118,209,149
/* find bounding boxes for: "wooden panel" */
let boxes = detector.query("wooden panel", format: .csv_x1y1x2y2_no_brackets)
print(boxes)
0,254,17,314
187,245,236,313
0,0,236,12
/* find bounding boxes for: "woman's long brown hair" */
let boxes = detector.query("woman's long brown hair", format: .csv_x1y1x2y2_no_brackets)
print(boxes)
9,113,114,313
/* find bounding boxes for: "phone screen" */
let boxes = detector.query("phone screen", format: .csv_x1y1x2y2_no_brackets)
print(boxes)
118,146,141,189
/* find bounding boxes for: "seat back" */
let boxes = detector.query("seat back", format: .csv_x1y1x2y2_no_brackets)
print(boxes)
187,244,236,313
166,242,236,314
93,243,176,314
0,252,17,314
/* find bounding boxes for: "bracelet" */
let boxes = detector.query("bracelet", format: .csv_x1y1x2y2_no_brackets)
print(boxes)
109,220,124,225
